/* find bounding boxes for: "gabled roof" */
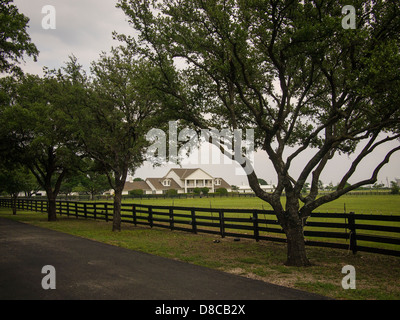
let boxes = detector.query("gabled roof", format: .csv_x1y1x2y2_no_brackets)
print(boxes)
216,178,232,190
124,181,152,191
146,177,181,190
166,168,199,179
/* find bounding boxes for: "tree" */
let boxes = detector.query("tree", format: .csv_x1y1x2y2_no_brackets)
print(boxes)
0,0,38,76
391,181,399,195
318,180,324,191
67,48,167,231
118,0,400,266
0,73,82,221
78,168,110,200
0,163,33,215
257,178,268,186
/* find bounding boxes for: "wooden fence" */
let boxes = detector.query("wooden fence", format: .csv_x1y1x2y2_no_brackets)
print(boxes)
1,198,400,257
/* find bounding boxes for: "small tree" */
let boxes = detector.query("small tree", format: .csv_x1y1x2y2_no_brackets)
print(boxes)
391,181,400,195
77,159,110,200
0,164,35,215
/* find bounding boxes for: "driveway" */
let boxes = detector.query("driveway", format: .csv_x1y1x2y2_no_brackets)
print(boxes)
0,217,327,301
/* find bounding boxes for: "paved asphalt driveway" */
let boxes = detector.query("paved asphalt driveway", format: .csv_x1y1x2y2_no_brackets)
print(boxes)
0,217,327,301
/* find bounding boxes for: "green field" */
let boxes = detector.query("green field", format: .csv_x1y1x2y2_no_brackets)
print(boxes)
123,194,400,215
120,194,400,253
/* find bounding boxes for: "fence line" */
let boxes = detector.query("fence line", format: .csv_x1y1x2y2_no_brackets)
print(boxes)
24,190,397,201
1,198,400,257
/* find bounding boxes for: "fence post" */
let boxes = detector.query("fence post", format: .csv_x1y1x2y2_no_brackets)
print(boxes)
219,210,225,238
252,211,260,242
93,203,97,220
148,207,153,228
348,212,357,255
84,203,87,219
105,203,108,222
75,202,78,219
169,207,174,230
191,209,197,234
132,205,137,226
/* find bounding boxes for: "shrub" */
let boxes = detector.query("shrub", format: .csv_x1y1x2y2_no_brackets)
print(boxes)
129,189,144,196
215,187,228,195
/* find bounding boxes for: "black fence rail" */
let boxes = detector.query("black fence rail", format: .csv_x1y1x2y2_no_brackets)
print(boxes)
1,198,400,257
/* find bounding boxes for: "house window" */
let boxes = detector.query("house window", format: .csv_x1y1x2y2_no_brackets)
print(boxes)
163,179,171,187
215,179,221,186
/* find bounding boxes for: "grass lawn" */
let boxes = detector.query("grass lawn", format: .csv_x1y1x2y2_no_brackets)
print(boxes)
1,194,400,300
122,194,400,252
122,194,400,215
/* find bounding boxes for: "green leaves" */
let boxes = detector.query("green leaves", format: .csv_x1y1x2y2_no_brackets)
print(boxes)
0,0,39,76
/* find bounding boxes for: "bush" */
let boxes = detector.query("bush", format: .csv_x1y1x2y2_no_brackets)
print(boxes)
201,187,209,195
166,189,178,196
215,187,228,195
129,189,144,196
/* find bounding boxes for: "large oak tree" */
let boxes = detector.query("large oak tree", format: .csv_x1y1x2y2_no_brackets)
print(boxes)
0,73,82,221
117,0,400,266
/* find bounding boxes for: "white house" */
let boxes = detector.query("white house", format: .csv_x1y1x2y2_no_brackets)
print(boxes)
121,168,232,195
238,184,275,193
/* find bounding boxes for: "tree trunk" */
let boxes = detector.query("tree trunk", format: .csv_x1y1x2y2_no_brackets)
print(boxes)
12,193,17,215
285,225,311,267
282,213,311,267
47,195,57,222
112,186,123,232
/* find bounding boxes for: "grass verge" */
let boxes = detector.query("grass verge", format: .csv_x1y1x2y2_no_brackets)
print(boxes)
1,208,400,300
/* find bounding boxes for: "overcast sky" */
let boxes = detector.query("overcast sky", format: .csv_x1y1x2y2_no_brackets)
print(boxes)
12,0,400,187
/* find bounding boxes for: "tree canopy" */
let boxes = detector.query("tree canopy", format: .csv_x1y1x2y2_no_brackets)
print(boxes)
117,0,400,265
62,48,170,231
0,72,82,221
0,0,38,76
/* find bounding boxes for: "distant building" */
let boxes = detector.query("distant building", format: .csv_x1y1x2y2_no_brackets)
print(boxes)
119,168,232,195
237,184,274,193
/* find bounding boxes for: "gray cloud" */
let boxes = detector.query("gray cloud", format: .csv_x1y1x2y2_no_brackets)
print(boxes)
14,0,132,74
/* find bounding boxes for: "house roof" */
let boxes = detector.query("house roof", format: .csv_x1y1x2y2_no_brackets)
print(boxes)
123,181,152,191
166,168,199,179
217,178,232,190
146,178,181,190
